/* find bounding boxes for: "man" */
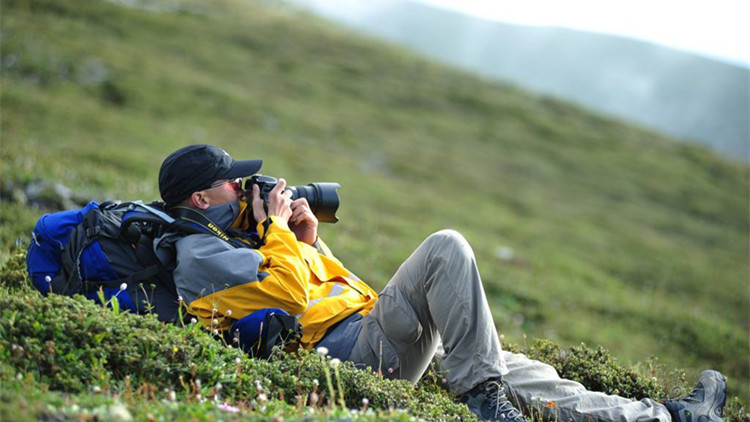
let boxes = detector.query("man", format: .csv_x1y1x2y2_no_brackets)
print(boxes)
156,144,727,422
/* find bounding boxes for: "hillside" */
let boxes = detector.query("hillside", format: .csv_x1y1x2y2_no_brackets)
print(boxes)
1,0,748,417
295,0,750,161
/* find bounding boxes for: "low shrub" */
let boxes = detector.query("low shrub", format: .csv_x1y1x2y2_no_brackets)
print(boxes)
0,249,746,421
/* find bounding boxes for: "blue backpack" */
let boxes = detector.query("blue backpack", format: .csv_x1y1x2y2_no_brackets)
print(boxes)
27,201,301,354
26,201,193,322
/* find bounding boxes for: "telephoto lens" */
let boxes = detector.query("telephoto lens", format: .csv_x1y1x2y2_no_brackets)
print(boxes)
244,175,340,223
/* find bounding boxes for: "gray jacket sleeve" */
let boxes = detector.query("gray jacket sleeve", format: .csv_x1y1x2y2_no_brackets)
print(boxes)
173,233,265,305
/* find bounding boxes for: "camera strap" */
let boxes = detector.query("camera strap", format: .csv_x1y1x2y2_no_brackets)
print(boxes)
170,206,250,249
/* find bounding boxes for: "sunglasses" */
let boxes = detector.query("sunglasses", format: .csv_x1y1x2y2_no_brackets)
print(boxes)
208,177,242,189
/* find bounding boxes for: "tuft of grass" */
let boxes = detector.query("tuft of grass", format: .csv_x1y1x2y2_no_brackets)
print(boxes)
506,339,664,400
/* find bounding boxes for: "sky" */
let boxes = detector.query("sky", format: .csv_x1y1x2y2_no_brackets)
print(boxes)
414,0,750,68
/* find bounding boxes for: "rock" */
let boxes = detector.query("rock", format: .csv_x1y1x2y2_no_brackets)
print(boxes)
0,180,27,205
24,180,80,211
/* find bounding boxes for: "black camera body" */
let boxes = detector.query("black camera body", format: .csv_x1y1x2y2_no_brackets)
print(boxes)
243,175,341,223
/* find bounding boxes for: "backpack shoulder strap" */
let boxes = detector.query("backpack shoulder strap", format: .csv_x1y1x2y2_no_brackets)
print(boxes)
119,203,203,238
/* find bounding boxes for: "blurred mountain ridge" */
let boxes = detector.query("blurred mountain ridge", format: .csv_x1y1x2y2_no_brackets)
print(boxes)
295,0,750,161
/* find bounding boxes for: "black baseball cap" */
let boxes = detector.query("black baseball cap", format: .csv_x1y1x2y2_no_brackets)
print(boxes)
158,144,262,207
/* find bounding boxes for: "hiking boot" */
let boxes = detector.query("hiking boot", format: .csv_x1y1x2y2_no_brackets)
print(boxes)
663,370,727,422
461,378,527,422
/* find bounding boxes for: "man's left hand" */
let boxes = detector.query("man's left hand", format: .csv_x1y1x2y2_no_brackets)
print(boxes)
289,197,318,245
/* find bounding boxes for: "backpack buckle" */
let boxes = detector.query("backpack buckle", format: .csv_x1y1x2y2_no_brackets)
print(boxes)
31,231,41,246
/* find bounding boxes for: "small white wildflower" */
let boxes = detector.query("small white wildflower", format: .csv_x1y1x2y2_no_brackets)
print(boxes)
196,394,202,401
178,295,184,302
212,329,219,335
225,309,232,316
329,358,341,368
45,275,52,283
168,390,176,401
212,308,218,314
387,367,394,374
500,334,505,340
362,398,369,406
195,379,202,389
190,318,198,324
316,346,329,357
92,385,101,393
211,318,219,326
119,283,127,291
215,383,223,391
218,403,240,413
652,377,658,382
16,373,23,381
254,380,262,389
312,379,319,387
257,393,268,403
235,357,242,365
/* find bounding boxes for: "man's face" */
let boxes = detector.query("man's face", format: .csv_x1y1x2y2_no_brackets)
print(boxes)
202,177,243,206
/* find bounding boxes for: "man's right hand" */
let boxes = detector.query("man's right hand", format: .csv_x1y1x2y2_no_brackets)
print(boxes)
252,178,293,225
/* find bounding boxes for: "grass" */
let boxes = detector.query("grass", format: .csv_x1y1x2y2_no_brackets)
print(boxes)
7,246,743,421
0,256,470,421
1,0,748,417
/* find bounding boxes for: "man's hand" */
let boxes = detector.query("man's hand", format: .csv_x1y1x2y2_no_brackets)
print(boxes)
289,197,318,245
252,178,293,224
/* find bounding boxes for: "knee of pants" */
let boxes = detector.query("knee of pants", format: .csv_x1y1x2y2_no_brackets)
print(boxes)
426,229,474,259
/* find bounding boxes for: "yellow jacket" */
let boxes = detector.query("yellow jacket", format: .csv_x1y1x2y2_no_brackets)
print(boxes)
175,216,378,348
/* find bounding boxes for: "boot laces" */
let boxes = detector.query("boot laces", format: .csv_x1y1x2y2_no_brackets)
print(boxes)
485,380,526,421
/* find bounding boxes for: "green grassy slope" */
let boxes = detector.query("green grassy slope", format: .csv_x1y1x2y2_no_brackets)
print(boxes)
1,0,748,407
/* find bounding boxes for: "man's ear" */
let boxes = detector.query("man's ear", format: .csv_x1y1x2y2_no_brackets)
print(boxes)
188,191,210,210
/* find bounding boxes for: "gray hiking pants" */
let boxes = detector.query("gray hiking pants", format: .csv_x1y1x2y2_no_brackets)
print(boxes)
349,230,671,422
